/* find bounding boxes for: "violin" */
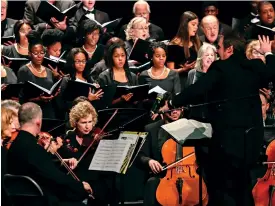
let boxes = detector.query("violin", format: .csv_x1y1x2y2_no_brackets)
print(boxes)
156,138,208,206
4,130,19,150
252,140,275,206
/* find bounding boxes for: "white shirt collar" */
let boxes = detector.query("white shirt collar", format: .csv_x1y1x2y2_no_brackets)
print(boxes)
83,6,94,12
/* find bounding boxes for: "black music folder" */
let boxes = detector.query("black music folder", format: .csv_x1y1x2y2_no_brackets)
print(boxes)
114,84,150,102
255,25,275,40
23,78,62,99
36,1,77,23
1,35,15,45
129,61,151,74
42,56,66,73
1,83,23,99
1,56,29,74
129,38,151,64
167,45,197,63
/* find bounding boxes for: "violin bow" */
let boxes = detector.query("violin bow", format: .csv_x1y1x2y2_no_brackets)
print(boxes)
40,134,95,199
77,109,119,164
162,152,195,171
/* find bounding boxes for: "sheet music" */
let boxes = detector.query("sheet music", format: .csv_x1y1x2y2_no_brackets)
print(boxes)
161,118,212,144
149,86,167,95
88,139,131,173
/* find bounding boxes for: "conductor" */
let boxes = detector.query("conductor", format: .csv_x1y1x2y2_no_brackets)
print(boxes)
162,34,275,206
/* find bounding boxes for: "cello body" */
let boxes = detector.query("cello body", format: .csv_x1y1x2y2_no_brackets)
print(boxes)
252,140,275,206
156,138,208,206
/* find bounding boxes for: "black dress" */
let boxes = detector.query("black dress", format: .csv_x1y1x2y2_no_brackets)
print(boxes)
17,65,56,119
167,45,197,90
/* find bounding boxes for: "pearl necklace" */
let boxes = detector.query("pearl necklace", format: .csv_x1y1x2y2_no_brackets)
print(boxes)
30,62,44,74
149,67,166,79
18,44,28,50
82,45,97,55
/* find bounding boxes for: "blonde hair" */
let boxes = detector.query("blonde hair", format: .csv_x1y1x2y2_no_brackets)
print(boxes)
1,107,16,139
195,43,217,71
245,40,260,60
69,101,98,128
125,17,149,41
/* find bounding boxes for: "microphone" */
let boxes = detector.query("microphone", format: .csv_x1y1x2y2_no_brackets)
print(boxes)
150,93,164,115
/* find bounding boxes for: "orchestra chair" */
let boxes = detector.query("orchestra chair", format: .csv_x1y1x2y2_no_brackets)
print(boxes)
3,174,47,206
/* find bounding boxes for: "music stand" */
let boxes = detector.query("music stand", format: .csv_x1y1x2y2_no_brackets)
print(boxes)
96,108,149,206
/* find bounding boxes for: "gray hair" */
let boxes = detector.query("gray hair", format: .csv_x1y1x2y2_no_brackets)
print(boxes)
1,100,21,112
195,43,217,71
18,102,42,125
133,0,151,14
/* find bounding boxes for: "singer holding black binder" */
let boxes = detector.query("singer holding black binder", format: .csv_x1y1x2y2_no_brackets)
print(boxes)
161,34,275,206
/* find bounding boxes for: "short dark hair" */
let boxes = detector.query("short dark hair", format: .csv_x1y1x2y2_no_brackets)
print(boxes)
41,29,64,47
222,32,245,58
18,102,42,125
257,1,273,13
13,20,33,43
78,19,103,45
148,41,167,59
202,1,219,10
72,96,89,108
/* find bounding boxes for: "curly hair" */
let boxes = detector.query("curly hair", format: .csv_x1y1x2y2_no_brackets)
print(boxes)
245,40,260,59
41,29,64,47
1,107,16,139
69,101,98,128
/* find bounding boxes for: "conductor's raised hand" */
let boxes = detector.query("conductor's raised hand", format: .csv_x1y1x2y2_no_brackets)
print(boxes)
258,35,272,54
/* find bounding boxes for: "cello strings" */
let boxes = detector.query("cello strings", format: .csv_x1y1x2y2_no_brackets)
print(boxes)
162,152,195,171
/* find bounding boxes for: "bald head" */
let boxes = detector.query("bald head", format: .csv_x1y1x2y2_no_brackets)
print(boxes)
18,102,42,126
201,15,219,44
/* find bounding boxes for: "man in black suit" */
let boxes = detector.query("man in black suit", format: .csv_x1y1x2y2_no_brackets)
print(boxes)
118,0,164,41
136,109,183,206
23,0,75,34
162,34,275,206
7,102,93,206
68,0,110,34
1,0,17,38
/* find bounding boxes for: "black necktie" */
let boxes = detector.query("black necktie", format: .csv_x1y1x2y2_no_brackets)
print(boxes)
85,9,95,15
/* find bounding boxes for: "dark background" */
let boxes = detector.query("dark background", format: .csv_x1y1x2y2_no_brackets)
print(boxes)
7,1,260,40
5,0,273,202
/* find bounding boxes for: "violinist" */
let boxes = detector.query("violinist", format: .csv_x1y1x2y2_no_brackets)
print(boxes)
136,108,184,206
59,100,111,206
1,107,17,206
7,102,93,206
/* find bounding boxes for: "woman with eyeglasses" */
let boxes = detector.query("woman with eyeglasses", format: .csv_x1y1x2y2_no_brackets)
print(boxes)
78,19,105,69
58,48,103,116
124,16,150,57
17,31,59,119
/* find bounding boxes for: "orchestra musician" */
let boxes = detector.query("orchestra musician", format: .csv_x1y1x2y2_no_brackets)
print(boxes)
163,34,275,206
59,101,112,206
136,109,184,206
7,102,93,206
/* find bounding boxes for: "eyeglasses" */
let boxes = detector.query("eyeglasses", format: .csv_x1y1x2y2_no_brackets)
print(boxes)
133,27,148,30
74,60,87,64
31,52,46,57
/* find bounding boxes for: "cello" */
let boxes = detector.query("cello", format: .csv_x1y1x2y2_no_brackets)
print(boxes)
156,138,208,206
252,140,275,206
